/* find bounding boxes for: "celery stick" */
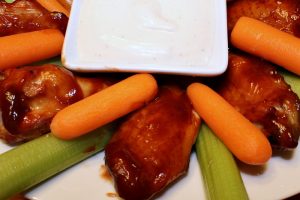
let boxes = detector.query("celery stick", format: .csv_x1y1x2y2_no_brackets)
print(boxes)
280,70,300,97
196,124,249,200
32,56,63,66
0,125,114,200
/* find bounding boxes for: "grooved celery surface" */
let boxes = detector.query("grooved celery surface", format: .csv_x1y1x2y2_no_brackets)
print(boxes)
0,125,114,200
196,124,249,200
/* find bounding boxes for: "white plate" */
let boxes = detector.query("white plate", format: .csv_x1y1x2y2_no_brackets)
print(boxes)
62,0,228,76
1,140,299,200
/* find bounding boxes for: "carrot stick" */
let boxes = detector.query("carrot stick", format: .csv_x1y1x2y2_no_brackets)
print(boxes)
0,29,64,70
231,16,300,76
57,0,72,11
51,74,158,140
187,83,272,165
37,0,70,17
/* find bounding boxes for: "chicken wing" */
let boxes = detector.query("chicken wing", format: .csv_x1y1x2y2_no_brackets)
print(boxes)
75,75,116,98
105,86,200,200
218,53,300,149
0,0,68,36
227,0,300,37
0,65,82,144
0,65,116,144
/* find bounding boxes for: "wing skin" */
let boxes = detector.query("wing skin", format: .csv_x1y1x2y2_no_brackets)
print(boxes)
105,86,200,200
0,64,116,144
0,65,82,143
227,0,300,37
0,0,68,36
218,53,300,149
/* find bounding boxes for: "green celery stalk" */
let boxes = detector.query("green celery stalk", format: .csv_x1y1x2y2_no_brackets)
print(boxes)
196,124,249,200
4,0,16,3
0,124,115,200
280,70,300,97
32,56,63,66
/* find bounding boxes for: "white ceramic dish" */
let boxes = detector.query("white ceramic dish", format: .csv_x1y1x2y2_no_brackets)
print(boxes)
0,140,299,200
62,0,228,76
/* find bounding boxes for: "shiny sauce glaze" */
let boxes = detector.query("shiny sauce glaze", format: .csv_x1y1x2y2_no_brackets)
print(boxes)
105,86,200,200
227,0,300,37
218,53,300,149
0,65,82,144
75,76,116,98
0,0,68,36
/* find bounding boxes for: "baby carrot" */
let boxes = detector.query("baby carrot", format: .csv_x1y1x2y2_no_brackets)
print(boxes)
187,83,272,165
57,0,72,11
51,74,158,140
0,29,64,70
37,0,70,17
231,16,300,76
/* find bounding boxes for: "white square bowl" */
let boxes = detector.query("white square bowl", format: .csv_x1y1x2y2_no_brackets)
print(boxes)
62,0,228,76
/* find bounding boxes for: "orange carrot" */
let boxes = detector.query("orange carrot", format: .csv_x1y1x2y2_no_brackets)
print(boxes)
37,0,70,17
57,0,72,11
231,16,300,76
51,74,158,140
187,83,272,165
0,29,64,70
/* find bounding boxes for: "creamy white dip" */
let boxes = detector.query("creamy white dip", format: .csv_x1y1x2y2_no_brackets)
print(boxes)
77,0,214,67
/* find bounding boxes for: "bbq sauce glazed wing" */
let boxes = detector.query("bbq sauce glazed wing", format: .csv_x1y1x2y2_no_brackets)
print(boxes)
218,53,300,149
0,64,83,144
105,86,200,200
0,0,68,37
227,0,300,37
75,76,116,98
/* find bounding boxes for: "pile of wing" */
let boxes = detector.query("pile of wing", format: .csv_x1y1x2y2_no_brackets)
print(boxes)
0,0,300,199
